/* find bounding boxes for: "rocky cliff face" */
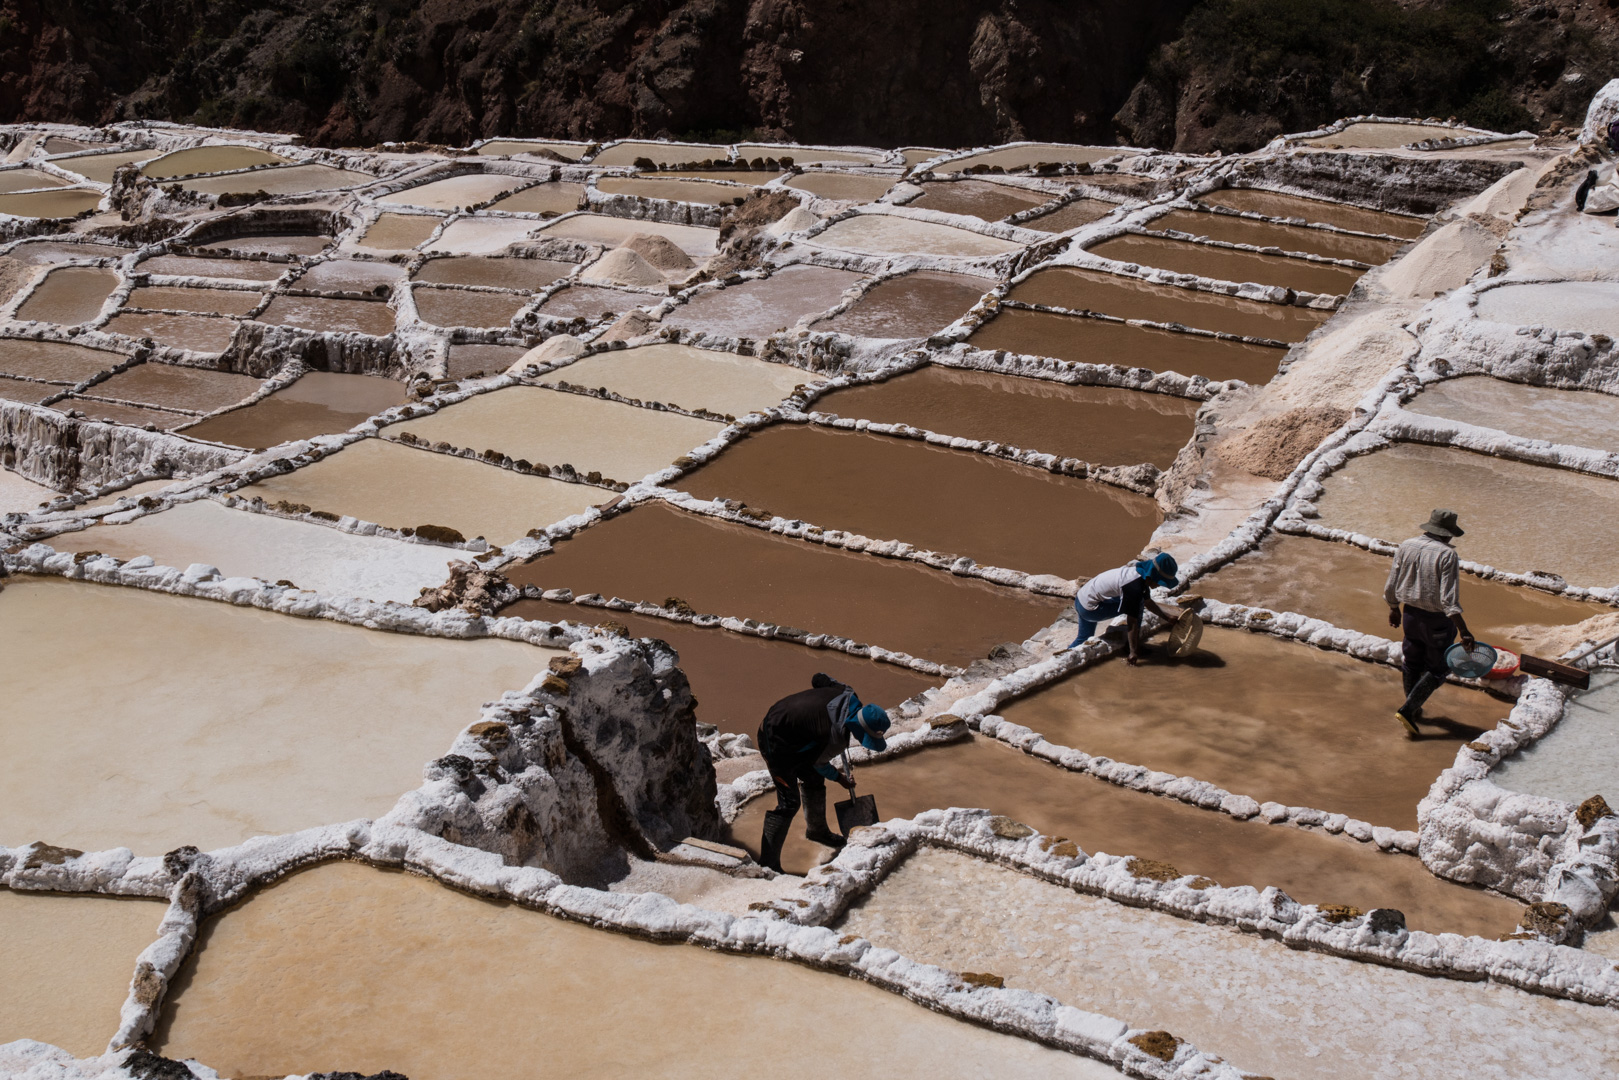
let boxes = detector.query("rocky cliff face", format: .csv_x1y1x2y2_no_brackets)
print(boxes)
0,1,1613,151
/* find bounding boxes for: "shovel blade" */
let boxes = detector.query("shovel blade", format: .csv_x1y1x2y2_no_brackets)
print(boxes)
835,793,878,833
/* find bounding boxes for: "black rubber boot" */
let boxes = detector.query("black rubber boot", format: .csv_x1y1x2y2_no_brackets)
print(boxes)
1398,672,1445,734
802,785,846,849
759,810,792,874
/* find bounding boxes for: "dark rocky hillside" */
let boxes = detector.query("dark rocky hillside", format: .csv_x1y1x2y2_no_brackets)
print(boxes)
0,0,1613,151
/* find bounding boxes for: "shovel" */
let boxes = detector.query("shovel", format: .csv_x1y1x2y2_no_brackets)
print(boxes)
1168,609,1203,658
833,750,879,833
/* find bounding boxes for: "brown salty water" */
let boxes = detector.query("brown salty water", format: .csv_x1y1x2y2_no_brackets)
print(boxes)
294,260,407,293
0,188,103,218
969,309,1287,384
138,254,288,281
811,214,1020,257
478,140,586,160
1089,234,1366,295
487,182,588,214
51,149,156,184
596,177,754,205
536,285,657,321
9,240,131,265
413,256,575,290
85,362,261,413
1001,626,1507,830
125,285,261,316
0,376,52,404
59,399,192,428
1008,266,1332,342
412,286,529,329
152,861,1111,1080
382,173,524,210
590,140,728,167
817,270,988,339
729,736,1519,937
0,339,122,383
1021,198,1119,233
242,438,605,544
355,213,442,250
0,891,166,1057
180,164,374,197
813,365,1199,466
940,144,1129,172
544,342,809,417
180,371,408,448
1196,532,1609,653
1198,188,1428,239
16,266,117,324
783,173,897,202
507,598,940,736
258,295,396,336
198,234,332,257
0,167,70,193
661,265,864,338
908,181,1052,221
680,424,1160,578
735,144,885,165
1146,209,1403,264
507,501,1066,666
1313,442,1619,587
103,313,238,353
0,576,555,854
1406,376,1619,453
140,145,289,178
446,343,531,379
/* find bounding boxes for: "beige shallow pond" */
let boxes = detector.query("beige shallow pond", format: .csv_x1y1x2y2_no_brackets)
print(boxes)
730,735,1517,936
0,188,103,218
1001,626,1506,830
0,375,53,404
1474,281,1619,338
141,145,290,178
411,286,528,329
817,269,988,339
52,498,458,604
1198,188,1427,239
735,143,883,165
138,253,288,282
783,173,896,202
1197,532,1609,653
1090,234,1365,295
1406,376,1619,452
0,167,70,193
969,308,1287,384
1022,198,1118,233
413,255,574,290
812,214,1020,257
1304,122,1456,149
486,181,587,215
477,139,588,160
0,464,58,512
508,501,1064,667
50,149,156,184
536,284,657,321
16,266,117,324
939,144,1126,173
446,342,530,378
125,285,261,316
1008,265,1332,342
427,216,545,255
908,180,1051,221
104,312,238,353
0,339,122,383
681,424,1160,579
59,399,193,429
241,438,604,543
0,890,166,1057
662,265,864,338
1146,208,1403,264
180,370,408,448
86,362,260,413
388,386,724,484
814,365,1198,466
152,860,1108,1080
0,577,553,854
381,173,525,210
1314,442,1619,586
544,342,810,416
596,176,751,205
538,214,720,257
293,259,405,294
197,233,332,257
258,295,395,336
8,239,131,265
590,140,727,167
181,164,373,196
354,213,442,251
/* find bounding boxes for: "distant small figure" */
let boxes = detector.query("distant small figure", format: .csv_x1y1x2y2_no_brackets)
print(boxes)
1575,169,1598,211
1067,552,1180,665
1608,118,1619,155
755,673,890,874
1385,509,1476,737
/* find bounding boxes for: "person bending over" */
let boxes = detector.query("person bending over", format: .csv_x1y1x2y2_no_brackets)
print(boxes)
1067,552,1180,665
1386,509,1475,737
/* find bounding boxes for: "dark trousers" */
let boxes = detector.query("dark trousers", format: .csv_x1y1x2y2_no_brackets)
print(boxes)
1400,605,1455,717
767,758,825,819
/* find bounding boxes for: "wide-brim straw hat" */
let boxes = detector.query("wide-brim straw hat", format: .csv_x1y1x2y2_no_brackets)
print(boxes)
1421,508,1465,538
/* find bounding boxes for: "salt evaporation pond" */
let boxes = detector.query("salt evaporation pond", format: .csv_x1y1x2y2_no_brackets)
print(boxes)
596,177,752,205
0,576,554,853
241,438,604,544
783,173,896,202
8,239,131,264
138,253,288,282
59,400,192,428
507,598,939,737
413,255,575,290
1406,376,1619,452
1304,122,1457,149
0,890,165,1056
729,736,1518,937
412,286,529,329
590,140,728,167
294,259,406,293
1197,533,1608,652
1002,626,1504,830
508,501,1064,666
151,861,1109,1080
181,164,375,197
125,285,262,316
735,143,883,165
16,266,117,323
0,167,69,193
1009,265,1332,342
180,371,408,448
0,188,103,217
1313,442,1619,587
1198,188,1427,239
1474,281,1619,338
0,339,123,383
198,233,331,257
1022,198,1118,233
381,173,524,210
50,149,156,184
661,265,863,337
939,144,1126,172
816,269,988,338
140,145,289,178
258,295,395,336
1146,208,1403,264
536,284,656,321
543,342,810,416
487,181,587,214
103,312,238,353
0,375,54,403
1089,233,1366,295
813,365,1199,466
908,180,1051,221
53,498,457,603
446,342,530,378
1493,671,1619,804
477,139,587,160
390,387,724,484
811,214,1020,257
355,213,442,251
969,308,1287,384
427,216,545,255
538,215,719,257
86,362,260,413
662,169,785,184
0,465,56,512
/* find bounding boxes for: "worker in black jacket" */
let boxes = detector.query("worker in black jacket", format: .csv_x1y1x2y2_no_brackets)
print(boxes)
756,673,891,874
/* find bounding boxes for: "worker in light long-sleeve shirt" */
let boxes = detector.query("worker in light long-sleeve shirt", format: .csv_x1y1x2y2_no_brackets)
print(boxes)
1384,508,1475,737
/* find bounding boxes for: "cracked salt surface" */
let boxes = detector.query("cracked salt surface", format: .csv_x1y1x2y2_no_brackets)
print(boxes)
839,848,1618,1080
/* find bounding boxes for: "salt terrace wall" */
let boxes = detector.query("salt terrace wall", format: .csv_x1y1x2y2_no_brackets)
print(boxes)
0,399,244,492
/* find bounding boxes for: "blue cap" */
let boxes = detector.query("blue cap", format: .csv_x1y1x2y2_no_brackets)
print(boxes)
852,703,890,752
1134,552,1179,589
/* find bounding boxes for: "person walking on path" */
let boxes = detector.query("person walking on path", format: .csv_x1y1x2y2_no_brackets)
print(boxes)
1386,508,1476,737
1066,552,1180,664
755,673,890,874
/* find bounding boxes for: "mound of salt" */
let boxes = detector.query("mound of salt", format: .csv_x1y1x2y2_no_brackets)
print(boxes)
621,232,695,271
581,247,666,287
768,206,821,237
